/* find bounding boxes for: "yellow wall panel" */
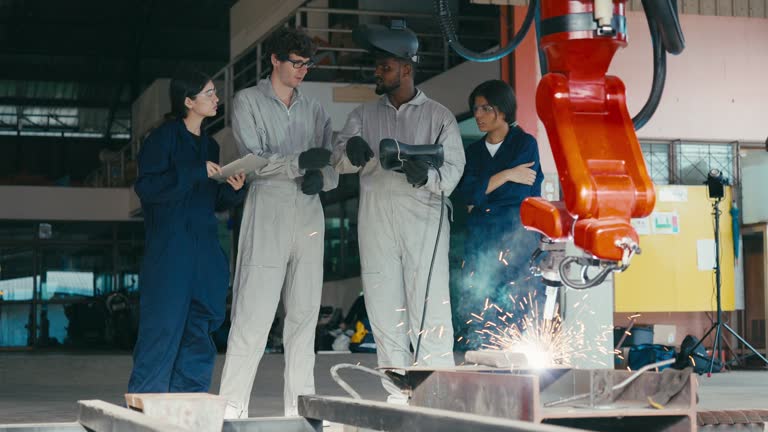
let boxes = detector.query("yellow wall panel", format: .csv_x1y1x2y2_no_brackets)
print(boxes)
615,186,735,312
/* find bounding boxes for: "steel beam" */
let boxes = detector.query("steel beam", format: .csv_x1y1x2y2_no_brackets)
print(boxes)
298,395,581,432
223,417,320,432
0,424,86,432
77,400,187,432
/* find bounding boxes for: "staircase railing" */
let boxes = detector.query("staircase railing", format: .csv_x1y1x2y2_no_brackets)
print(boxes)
83,3,499,187
204,4,498,135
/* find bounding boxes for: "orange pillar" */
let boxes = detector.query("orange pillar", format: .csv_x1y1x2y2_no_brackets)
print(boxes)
512,5,539,136
500,6,511,84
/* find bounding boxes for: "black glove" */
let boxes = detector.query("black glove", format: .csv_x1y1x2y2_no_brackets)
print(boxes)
298,148,332,170
346,136,374,167
401,160,430,187
301,169,324,195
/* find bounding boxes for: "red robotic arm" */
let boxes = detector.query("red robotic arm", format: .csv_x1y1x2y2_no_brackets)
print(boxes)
521,0,654,265
437,0,684,289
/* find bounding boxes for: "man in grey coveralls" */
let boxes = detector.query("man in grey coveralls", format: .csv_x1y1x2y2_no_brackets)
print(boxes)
219,27,338,418
332,23,465,372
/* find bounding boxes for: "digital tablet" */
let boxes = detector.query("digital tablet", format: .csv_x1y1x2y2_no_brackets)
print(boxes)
210,154,269,183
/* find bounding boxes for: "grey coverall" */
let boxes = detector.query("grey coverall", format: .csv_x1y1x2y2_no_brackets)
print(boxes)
220,79,338,417
332,90,465,368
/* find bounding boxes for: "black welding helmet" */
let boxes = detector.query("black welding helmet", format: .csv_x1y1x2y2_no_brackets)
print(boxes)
352,20,419,63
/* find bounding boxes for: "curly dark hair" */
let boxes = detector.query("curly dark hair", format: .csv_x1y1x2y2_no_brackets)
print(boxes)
264,26,315,60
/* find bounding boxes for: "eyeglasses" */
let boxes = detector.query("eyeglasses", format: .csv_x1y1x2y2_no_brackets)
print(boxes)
281,57,316,69
197,88,217,98
473,104,496,114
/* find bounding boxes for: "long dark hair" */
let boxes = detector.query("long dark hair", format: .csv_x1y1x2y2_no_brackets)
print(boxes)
468,79,517,125
169,71,211,119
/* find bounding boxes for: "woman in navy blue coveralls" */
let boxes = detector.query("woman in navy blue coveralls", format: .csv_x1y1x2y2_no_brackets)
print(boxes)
457,80,545,349
128,75,246,393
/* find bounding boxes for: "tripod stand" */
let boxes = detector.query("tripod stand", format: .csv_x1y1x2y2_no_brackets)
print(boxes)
690,197,768,375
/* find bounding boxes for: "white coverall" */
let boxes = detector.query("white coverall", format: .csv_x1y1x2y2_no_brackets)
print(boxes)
220,79,338,417
332,90,465,368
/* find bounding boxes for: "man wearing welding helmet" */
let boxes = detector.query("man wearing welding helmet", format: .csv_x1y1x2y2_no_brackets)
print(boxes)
332,21,465,370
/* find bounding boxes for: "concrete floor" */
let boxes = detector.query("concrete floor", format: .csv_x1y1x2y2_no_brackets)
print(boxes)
0,352,766,424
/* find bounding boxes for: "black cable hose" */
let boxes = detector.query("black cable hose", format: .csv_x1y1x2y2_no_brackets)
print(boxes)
632,15,667,130
434,0,539,63
414,168,444,364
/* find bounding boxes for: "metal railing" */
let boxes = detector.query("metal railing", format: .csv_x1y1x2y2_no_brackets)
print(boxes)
83,142,135,188
203,4,498,134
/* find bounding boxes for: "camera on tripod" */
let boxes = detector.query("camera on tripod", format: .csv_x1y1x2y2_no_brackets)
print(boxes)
704,168,729,199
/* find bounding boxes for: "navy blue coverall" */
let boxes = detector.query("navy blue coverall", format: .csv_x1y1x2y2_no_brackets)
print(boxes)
456,126,545,348
128,120,246,393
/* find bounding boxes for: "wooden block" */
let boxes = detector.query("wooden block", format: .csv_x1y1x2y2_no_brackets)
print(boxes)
125,393,227,432
332,85,377,103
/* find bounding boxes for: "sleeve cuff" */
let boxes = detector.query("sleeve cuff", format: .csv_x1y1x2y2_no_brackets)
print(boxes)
424,169,440,193
287,154,303,179
473,176,491,206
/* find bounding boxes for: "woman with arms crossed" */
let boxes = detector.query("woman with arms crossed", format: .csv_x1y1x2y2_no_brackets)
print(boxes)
457,79,545,349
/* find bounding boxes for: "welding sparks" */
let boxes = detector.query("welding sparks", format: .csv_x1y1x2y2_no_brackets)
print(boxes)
486,304,583,368
465,293,601,369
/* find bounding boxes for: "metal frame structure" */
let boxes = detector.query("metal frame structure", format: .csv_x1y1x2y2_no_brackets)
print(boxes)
298,395,580,432
0,398,580,432
2,365,695,432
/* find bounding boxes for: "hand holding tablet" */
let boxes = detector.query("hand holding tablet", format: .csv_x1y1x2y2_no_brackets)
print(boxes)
209,154,269,183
